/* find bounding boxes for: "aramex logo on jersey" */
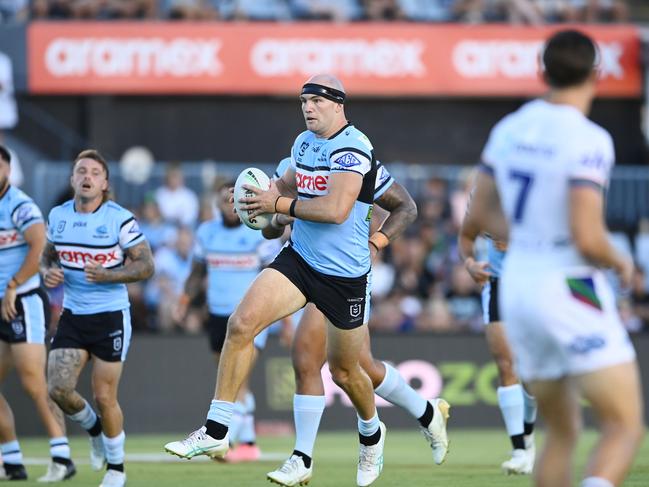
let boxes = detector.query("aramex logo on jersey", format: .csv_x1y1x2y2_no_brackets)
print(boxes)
57,249,120,265
296,172,328,193
0,230,20,247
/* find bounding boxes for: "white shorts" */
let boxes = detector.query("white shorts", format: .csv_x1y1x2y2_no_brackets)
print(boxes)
500,265,636,382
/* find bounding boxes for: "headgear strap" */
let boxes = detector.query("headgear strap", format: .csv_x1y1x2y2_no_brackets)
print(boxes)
301,83,346,104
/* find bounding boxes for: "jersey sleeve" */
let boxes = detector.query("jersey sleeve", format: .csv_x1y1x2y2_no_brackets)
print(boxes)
568,129,614,190
12,199,43,233
373,163,395,201
257,238,282,267
46,209,57,242
274,157,292,180
118,212,146,249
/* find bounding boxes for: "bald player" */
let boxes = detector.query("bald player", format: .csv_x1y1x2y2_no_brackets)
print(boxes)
166,74,388,486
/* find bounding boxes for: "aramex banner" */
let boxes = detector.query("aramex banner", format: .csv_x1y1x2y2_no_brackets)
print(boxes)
28,22,641,97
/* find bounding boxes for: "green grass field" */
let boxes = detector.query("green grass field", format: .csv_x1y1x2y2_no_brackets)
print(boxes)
12,429,649,486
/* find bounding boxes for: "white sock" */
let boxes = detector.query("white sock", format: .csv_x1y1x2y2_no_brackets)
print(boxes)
102,431,125,466
238,414,256,444
497,384,525,437
358,412,380,437
0,440,23,465
374,362,427,419
50,436,71,460
67,399,98,432
523,388,538,425
228,400,247,444
244,391,255,413
582,477,614,487
293,394,325,458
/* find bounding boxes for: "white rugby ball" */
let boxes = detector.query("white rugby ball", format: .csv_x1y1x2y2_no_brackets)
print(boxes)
234,167,272,230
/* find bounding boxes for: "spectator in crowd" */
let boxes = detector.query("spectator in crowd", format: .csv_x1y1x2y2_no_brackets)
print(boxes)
291,0,363,21
147,226,197,332
154,163,200,227
0,0,28,21
138,196,178,252
444,262,482,331
228,0,292,20
361,0,404,19
573,0,629,21
630,266,649,330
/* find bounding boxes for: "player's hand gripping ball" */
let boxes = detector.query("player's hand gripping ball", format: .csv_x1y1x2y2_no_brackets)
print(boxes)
234,167,272,230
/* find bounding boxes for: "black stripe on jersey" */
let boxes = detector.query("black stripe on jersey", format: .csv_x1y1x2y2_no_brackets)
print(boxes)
295,162,329,172
479,162,494,176
331,167,363,176
10,200,31,218
119,217,135,229
123,233,144,245
327,122,352,140
297,192,318,199
17,216,40,228
330,147,371,163
0,243,27,252
52,241,119,249
357,152,377,205
375,176,393,195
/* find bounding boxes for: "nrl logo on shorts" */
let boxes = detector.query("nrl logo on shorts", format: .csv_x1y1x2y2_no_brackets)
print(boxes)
11,318,24,336
113,337,122,352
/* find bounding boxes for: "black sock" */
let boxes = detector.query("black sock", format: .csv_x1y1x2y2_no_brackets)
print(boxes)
245,441,255,446
52,456,72,466
205,419,228,440
292,450,312,469
417,401,434,428
107,463,124,473
359,428,381,446
524,422,535,436
511,434,525,450
3,463,25,474
88,417,102,437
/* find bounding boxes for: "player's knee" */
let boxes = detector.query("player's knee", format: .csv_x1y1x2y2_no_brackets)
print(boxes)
93,390,118,413
227,312,257,345
48,383,73,407
329,364,355,389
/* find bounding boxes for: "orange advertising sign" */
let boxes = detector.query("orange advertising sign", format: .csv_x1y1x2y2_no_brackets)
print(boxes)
28,22,641,97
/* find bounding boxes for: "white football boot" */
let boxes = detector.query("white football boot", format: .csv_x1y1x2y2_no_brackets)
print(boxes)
267,455,313,486
356,422,386,487
502,448,533,475
164,426,229,459
419,398,451,465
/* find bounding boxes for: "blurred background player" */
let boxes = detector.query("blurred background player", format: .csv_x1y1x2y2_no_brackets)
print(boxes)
265,158,450,487
0,144,76,482
173,179,290,462
469,29,644,487
43,150,154,487
458,221,537,474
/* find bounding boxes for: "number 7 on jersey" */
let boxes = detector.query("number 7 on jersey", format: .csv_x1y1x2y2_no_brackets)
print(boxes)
509,170,534,223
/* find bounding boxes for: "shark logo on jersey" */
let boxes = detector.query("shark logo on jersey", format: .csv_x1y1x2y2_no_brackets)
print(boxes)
334,153,361,168
298,142,310,157
96,225,108,234
57,221,66,233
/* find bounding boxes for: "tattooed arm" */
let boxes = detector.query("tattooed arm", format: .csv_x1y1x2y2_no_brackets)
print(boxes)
84,240,155,284
372,181,418,240
42,241,65,288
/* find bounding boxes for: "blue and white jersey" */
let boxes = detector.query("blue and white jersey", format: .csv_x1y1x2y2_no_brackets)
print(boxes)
0,186,43,297
194,219,277,316
47,200,146,314
486,239,505,278
289,124,377,277
275,157,393,202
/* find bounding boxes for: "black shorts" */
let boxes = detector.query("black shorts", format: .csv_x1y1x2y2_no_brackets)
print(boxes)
206,314,228,353
205,313,270,353
51,308,132,362
481,277,501,324
0,287,49,344
269,245,370,330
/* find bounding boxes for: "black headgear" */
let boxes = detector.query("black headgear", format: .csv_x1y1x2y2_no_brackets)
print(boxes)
301,83,346,104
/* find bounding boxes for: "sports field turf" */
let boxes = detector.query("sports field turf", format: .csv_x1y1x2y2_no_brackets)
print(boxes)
13,429,649,486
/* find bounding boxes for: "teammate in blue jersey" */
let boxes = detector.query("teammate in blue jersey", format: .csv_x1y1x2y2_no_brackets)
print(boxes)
459,212,538,474
265,159,450,487
0,145,77,482
43,150,154,487
165,74,388,486
174,179,286,462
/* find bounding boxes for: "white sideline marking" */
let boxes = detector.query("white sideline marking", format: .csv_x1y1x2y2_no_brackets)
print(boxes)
22,452,287,466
